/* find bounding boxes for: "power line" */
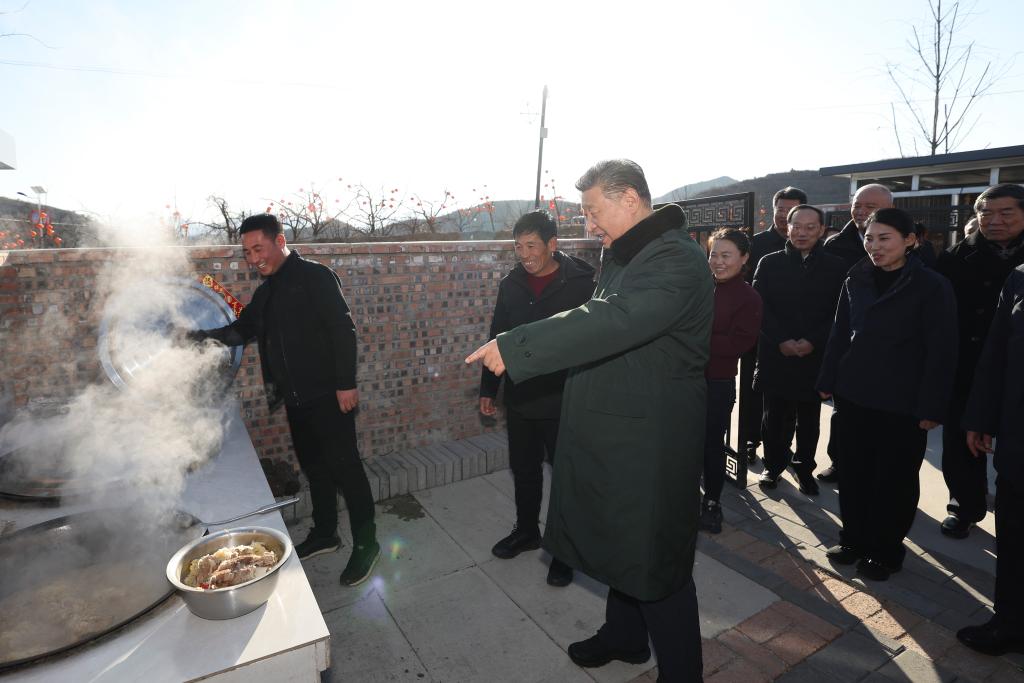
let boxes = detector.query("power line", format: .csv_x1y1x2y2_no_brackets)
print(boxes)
0,58,343,90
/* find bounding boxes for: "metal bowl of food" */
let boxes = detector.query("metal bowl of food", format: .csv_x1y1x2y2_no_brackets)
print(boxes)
166,526,292,620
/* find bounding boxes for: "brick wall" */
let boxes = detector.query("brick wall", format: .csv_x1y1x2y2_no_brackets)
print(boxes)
0,241,600,491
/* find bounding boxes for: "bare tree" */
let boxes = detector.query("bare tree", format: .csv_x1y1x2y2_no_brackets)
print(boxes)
194,195,249,244
267,183,352,242
0,0,56,48
886,0,1010,155
408,190,454,235
446,205,477,234
343,184,404,237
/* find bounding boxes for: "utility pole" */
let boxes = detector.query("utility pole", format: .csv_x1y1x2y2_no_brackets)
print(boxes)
533,85,548,209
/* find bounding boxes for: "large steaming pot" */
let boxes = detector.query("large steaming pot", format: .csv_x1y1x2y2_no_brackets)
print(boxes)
165,526,292,620
0,507,203,670
97,276,242,391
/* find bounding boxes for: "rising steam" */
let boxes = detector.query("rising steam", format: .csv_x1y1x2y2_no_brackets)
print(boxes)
0,234,235,511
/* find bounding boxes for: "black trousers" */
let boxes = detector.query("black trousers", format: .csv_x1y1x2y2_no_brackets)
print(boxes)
702,379,736,503
825,407,840,471
995,474,1024,627
598,580,703,682
762,395,820,478
507,410,559,534
286,394,376,545
737,348,763,452
836,396,926,568
942,396,989,523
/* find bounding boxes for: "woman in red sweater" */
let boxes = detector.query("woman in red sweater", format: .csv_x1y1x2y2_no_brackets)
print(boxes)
700,228,764,533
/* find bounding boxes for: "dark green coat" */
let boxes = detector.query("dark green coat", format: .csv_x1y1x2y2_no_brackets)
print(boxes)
497,204,713,600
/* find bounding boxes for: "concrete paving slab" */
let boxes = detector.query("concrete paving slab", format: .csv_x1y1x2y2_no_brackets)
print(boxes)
477,553,657,683
872,648,956,683
384,566,593,683
322,590,429,682
295,500,474,613
481,464,552,528
694,552,779,638
482,468,515,501
413,476,515,563
805,630,900,682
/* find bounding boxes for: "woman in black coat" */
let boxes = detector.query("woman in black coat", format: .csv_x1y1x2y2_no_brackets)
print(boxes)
818,208,958,581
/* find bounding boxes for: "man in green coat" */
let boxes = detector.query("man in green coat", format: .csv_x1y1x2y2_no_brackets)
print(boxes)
467,159,713,681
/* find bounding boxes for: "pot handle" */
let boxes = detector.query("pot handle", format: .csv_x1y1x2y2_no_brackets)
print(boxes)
203,497,299,527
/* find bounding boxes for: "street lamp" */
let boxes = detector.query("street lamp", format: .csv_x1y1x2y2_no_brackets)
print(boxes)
533,85,548,209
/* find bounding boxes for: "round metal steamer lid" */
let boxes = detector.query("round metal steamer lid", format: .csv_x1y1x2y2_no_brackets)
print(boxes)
97,277,242,390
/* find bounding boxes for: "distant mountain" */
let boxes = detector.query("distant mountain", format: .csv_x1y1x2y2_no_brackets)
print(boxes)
433,198,583,235
654,176,738,204
690,170,850,211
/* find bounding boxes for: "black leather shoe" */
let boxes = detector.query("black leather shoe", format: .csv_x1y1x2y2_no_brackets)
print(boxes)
816,465,839,483
744,445,758,464
546,558,574,587
758,471,779,489
568,635,651,668
698,500,723,534
940,514,973,539
856,557,899,582
295,531,341,560
826,544,859,565
491,526,541,559
957,617,1024,656
796,471,820,496
340,541,381,587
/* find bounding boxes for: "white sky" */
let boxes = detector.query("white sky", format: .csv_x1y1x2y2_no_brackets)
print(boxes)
1,0,1022,229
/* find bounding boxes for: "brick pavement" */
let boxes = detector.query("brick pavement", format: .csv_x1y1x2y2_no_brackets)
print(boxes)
617,482,1023,682
289,430,1021,682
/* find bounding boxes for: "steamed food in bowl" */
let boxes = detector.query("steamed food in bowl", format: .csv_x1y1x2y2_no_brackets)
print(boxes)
183,542,278,590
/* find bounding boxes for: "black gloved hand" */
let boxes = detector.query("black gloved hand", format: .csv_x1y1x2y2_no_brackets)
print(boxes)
170,326,208,347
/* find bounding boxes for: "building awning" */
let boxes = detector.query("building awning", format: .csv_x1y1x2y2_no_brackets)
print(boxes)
820,144,1024,178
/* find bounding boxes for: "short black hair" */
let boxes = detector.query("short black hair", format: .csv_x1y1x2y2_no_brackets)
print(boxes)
786,204,825,225
975,183,1024,213
709,228,751,256
575,159,652,207
513,210,558,242
239,213,283,240
867,207,915,237
773,186,808,206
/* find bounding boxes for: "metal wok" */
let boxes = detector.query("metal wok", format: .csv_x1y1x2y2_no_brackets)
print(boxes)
0,440,123,501
0,498,296,670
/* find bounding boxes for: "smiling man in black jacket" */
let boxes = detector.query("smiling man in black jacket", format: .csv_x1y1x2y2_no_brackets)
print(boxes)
480,210,595,587
193,214,379,587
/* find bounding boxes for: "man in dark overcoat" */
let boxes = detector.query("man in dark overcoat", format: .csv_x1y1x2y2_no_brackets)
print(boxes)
936,184,1024,539
737,186,807,464
753,205,847,495
466,159,713,681
958,263,1024,656
818,183,893,483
